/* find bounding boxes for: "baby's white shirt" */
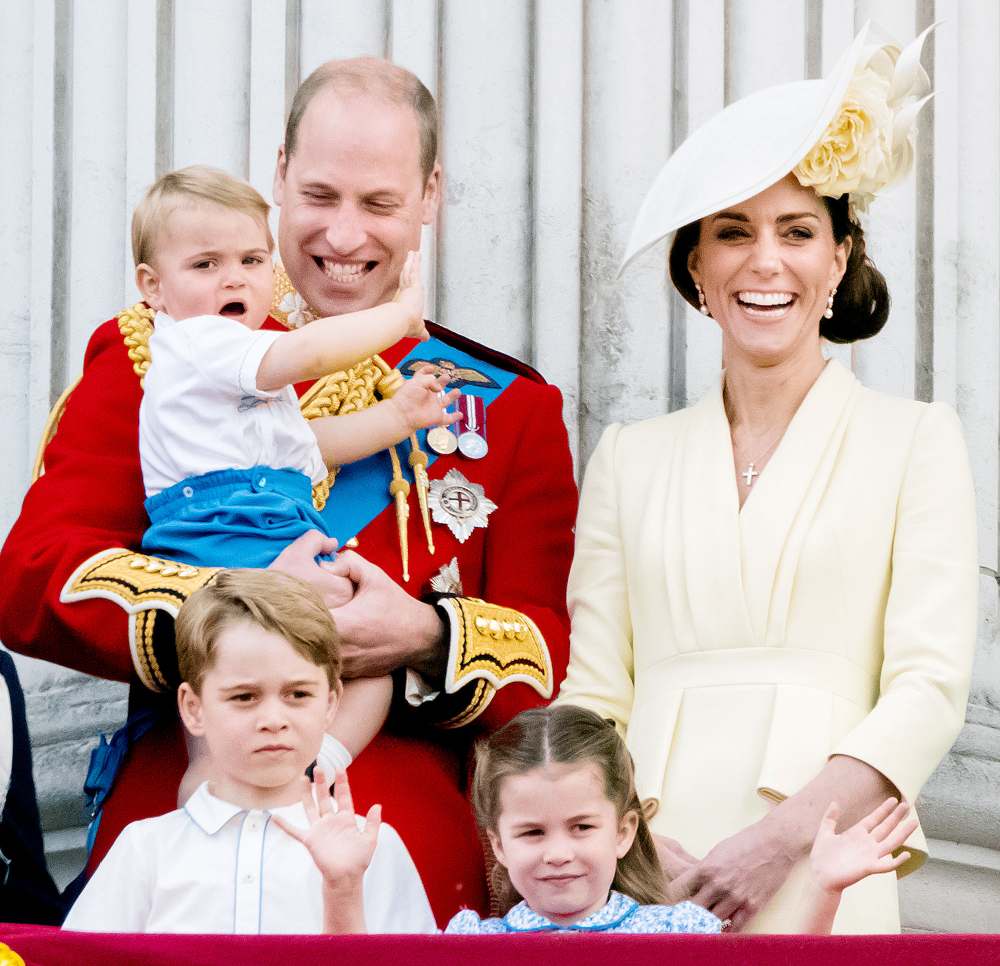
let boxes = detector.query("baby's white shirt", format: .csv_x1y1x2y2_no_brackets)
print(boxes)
139,311,327,496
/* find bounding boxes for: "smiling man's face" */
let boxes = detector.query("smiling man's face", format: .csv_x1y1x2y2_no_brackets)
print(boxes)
273,87,441,318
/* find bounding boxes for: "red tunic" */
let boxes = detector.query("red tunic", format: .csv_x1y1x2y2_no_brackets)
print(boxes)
0,312,577,925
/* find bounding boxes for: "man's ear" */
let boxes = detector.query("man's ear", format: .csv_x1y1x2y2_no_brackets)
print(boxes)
273,145,288,206
135,263,163,311
177,682,206,737
487,829,507,868
615,810,640,860
421,162,442,226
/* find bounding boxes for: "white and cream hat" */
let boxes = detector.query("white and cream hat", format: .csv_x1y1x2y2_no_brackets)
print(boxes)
622,22,934,272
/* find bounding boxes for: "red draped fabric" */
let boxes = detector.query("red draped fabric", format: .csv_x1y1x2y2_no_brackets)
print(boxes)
2,926,998,966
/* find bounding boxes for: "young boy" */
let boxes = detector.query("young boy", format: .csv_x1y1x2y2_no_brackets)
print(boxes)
129,166,459,798
62,569,436,933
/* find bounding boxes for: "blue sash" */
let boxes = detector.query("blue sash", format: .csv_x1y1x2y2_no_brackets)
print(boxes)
316,337,516,544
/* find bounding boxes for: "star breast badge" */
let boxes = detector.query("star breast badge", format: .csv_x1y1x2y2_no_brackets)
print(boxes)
428,469,498,543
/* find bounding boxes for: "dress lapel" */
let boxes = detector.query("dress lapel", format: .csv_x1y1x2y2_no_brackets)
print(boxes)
738,359,859,642
674,382,754,650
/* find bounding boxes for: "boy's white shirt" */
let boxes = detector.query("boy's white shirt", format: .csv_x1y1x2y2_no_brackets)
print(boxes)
139,311,327,496
63,781,436,934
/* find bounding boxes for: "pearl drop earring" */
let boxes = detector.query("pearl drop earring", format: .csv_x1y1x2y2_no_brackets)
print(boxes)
823,288,836,320
696,283,710,316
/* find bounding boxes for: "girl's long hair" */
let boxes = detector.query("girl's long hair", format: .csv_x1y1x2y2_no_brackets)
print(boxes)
471,704,665,914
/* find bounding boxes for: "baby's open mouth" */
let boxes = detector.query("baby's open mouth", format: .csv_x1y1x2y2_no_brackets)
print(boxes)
220,301,247,317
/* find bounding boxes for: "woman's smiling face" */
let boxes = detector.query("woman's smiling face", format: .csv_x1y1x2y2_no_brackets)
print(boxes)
688,174,850,368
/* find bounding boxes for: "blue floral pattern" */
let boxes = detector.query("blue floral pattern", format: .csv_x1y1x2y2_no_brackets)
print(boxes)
445,891,722,934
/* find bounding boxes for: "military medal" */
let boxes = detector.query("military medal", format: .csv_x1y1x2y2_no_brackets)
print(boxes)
456,394,488,459
428,469,497,543
426,425,458,455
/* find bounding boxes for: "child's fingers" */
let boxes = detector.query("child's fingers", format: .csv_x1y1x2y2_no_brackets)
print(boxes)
333,768,355,816
313,768,333,817
441,388,461,405
881,849,911,873
879,815,919,855
301,773,319,823
861,796,899,832
819,801,841,834
871,799,909,841
363,803,382,840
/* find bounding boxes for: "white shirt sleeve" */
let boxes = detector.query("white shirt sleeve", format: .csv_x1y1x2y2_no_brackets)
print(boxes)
362,821,437,934
173,315,285,400
62,822,154,932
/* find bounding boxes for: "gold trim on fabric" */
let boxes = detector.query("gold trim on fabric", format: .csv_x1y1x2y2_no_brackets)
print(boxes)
439,597,553,700
117,302,156,385
31,377,82,482
60,549,220,692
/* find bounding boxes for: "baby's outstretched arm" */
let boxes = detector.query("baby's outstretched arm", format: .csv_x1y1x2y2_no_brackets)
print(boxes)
798,797,917,934
257,251,429,391
272,769,380,934
327,676,393,764
310,371,460,467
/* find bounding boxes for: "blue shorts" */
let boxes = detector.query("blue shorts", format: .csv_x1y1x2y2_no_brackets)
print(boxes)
142,466,332,568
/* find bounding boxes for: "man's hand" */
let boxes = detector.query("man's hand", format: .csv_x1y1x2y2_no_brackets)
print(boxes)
669,815,802,931
268,530,354,608
809,798,916,894
325,550,447,680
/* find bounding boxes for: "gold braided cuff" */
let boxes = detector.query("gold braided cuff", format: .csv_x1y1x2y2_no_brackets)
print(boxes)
436,597,553,724
60,548,221,692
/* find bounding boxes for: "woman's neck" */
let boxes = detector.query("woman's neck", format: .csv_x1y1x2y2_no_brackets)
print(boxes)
723,348,827,436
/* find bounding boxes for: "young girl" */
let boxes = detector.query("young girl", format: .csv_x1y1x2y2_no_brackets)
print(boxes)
129,165,459,800
446,705,918,934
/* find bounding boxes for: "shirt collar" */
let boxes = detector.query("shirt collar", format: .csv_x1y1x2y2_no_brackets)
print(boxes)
502,891,638,933
182,782,308,835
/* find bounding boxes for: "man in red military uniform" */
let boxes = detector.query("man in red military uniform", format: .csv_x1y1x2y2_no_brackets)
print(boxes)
0,58,577,925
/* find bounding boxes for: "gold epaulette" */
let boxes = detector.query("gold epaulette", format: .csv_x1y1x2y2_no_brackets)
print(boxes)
433,597,553,728
61,549,221,692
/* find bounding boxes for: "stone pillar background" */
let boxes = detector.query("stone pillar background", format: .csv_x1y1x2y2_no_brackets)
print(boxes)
1,0,997,931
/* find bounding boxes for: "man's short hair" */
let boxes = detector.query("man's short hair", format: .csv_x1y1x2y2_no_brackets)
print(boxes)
131,165,274,268
284,57,438,183
176,570,341,694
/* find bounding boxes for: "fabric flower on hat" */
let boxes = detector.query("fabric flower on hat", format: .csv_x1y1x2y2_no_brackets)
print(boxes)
795,24,934,211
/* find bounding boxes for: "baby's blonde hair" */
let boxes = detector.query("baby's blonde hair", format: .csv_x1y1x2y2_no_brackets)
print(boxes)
131,165,273,267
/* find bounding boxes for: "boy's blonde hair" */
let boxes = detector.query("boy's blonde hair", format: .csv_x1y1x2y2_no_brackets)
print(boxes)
131,165,273,268
176,570,340,694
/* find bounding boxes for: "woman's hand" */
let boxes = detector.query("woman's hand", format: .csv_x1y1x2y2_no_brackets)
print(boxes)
669,816,802,930
809,798,916,894
652,833,700,902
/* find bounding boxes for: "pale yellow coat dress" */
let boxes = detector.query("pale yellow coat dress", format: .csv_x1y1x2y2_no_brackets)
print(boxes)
557,359,977,933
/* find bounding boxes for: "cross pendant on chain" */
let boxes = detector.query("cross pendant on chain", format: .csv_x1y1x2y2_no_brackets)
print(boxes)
742,463,759,486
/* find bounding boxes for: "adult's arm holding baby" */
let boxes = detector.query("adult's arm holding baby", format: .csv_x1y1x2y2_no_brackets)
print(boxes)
257,251,428,391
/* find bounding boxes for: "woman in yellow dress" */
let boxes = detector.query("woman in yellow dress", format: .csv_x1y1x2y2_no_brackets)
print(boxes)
557,26,977,934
